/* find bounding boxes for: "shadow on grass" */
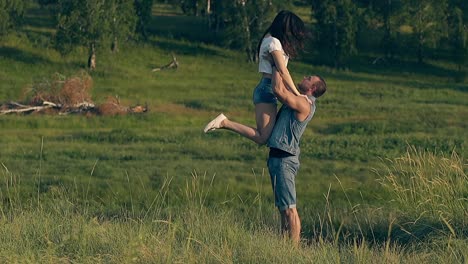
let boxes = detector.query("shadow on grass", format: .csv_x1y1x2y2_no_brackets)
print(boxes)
148,37,223,57
302,214,467,249
21,5,56,46
176,99,227,112
0,46,50,65
148,15,217,44
23,28,54,42
321,69,468,94
302,53,467,93
55,129,144,144
348,55,460,78
23,5,56,29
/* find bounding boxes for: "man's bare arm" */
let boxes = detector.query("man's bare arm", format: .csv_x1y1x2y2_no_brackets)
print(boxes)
272,68,310,117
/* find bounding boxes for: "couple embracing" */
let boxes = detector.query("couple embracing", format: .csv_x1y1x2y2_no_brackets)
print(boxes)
204,10,327,244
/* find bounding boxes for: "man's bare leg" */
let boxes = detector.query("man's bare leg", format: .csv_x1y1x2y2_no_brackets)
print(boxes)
280,208,301,244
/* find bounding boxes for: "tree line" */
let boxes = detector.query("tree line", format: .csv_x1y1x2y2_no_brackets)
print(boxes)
311,0,467,70
169,0,467,74
1,0,154,69
1,0,466,76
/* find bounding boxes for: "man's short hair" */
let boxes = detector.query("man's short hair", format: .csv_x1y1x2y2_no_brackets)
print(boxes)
312,75,326,98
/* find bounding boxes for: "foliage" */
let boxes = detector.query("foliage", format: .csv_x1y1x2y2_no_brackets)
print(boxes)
447,2,467,80
134,0,154,39
37,0,58,7
311,0,358,68
55,0,109,54
402,0,449,63
209,0,292,62
107,0,137,52
0,0,27,36
178,0,204,16
365,0,404,59
55,0,137,54
166,0,293,61
306,0,466,67
154,1,468,68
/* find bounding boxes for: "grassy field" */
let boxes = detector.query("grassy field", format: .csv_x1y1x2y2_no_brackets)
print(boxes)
0,3,467,263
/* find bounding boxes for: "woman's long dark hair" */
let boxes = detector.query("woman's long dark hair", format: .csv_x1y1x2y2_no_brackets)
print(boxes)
257,10,306,59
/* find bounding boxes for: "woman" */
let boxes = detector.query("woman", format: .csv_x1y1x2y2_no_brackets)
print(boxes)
204,10,309,145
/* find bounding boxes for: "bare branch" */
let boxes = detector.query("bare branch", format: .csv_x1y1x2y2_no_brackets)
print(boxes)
152,54,179,72
0,105,54,115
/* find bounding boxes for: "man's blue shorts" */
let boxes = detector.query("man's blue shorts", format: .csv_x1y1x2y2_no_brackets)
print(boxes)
253,78,277,104
267,155,300,210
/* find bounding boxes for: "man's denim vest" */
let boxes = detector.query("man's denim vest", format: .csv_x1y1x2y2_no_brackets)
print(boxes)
267,96,316,156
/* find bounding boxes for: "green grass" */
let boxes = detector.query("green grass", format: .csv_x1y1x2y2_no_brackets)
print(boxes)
0,153,467,262
0,2,467,262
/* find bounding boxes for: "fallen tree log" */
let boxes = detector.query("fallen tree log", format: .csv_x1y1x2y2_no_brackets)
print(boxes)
0,100,95,115
59,101,97,115
0,99,146,116
152,54,178,72
1,71,148,116
0,101,57,115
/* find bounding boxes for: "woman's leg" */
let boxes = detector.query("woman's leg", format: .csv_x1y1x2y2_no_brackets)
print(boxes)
221,103,276,145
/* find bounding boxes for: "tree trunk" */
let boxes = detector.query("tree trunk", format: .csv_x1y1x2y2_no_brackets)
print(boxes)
88,43,96,71
416,1,423,64
417,32,423,64
111,37,118,53
241,3,253,62
383,0,393,59
333,21,339,69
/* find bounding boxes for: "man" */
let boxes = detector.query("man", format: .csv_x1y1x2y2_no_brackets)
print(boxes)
203,69,326,243
268,68,326,244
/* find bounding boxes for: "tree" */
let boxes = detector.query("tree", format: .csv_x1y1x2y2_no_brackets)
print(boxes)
107,0,137,52
213,0,290,62
447,1,467,80
134,0,153,39
403,0,448,63
55,0,110,54
37,0,58,7
312,0,358,68
368,0,404,59
0,0,26,36
55,0,138,69
179,0,199,16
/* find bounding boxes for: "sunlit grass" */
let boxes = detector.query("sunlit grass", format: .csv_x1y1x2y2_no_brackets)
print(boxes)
378,147,468,232
0,2,467,262
0,151,467,262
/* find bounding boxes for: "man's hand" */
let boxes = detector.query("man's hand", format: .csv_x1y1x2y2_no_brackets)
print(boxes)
285,87,312,105
299,94,313,105
272,70,311,121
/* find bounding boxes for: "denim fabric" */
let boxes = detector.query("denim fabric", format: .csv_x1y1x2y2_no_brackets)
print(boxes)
267,155,300,210
252,78,277,104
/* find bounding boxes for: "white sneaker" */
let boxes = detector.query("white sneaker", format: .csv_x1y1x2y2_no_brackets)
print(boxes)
204,113,227,133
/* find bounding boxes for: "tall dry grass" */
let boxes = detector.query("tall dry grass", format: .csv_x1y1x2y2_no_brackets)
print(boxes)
0,149,467,263
378,146,467,235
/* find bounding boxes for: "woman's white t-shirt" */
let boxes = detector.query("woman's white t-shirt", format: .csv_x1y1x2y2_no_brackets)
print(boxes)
258,36,289,74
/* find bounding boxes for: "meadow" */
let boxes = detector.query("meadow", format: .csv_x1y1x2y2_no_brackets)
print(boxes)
0,3,467,263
